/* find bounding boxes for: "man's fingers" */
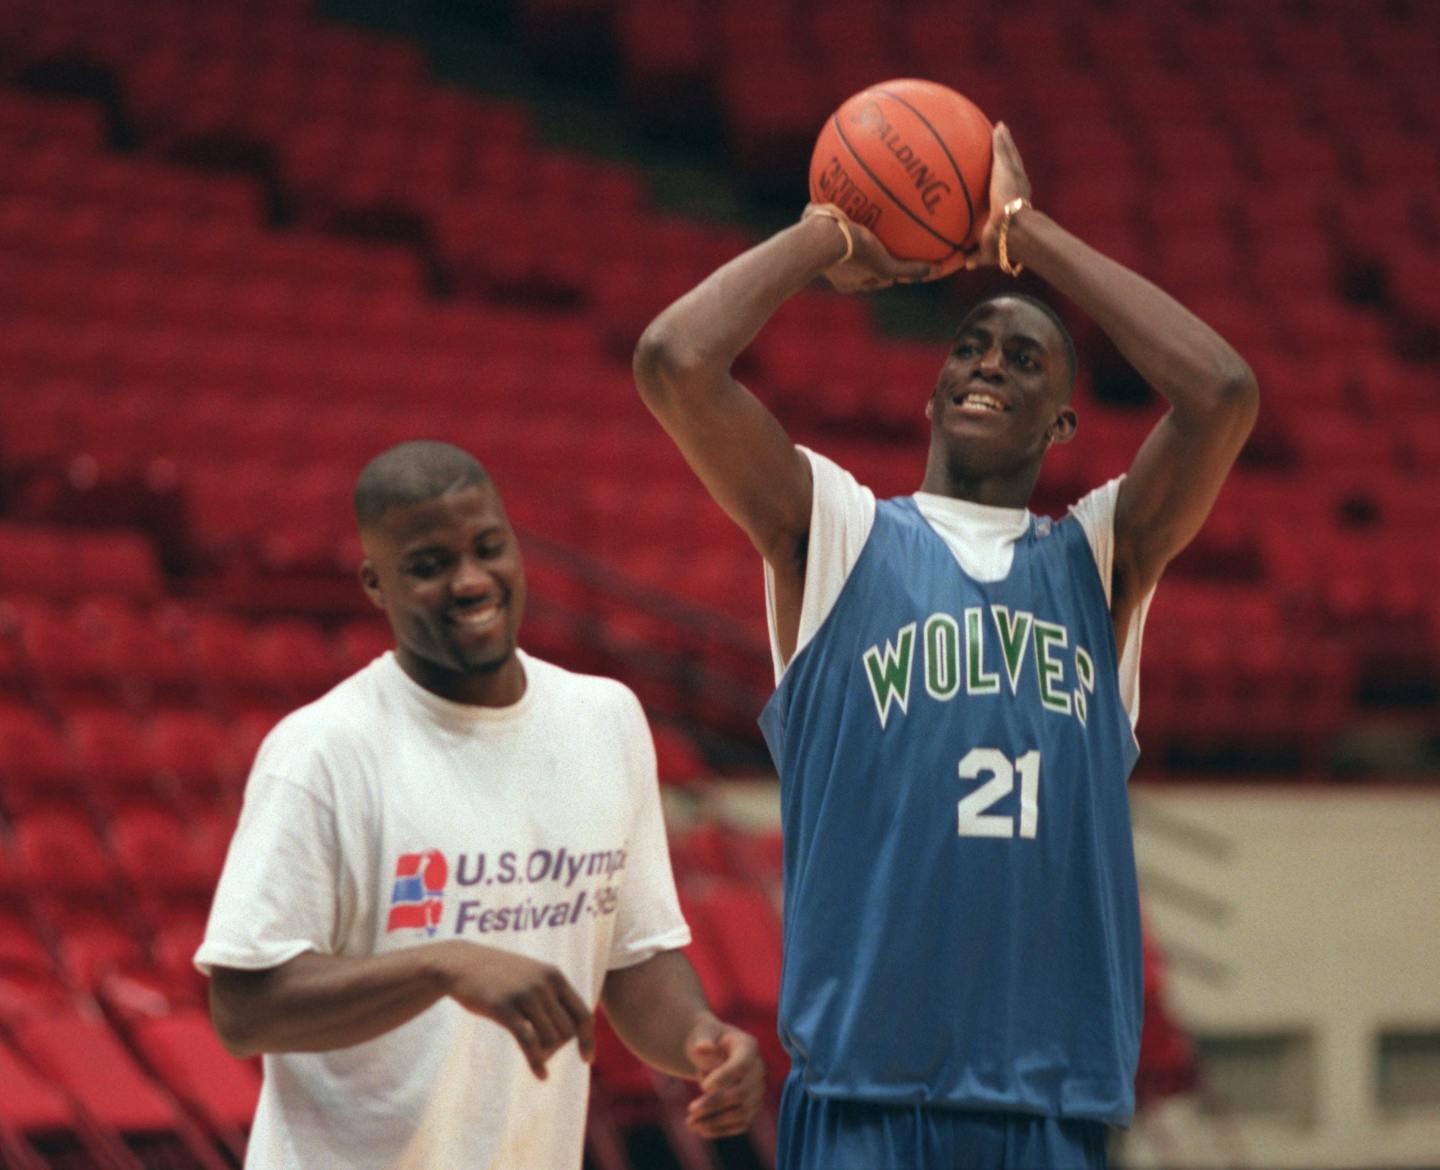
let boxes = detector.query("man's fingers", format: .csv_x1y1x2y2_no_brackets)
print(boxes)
554,977,595,1062
685,1027,762,1138
575,1012,596,1062
687,1114,748,1139
686,1098,753,1138
995,121,1016,157
892,259,934,282
504,1010,550,1079
688,1082,750,1117
692,1070,762,1116
697,1034,758,1091
526,990,572,1054
699,1057,747,1094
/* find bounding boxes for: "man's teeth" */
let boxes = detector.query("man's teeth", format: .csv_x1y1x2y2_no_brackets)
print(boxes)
455,606,499,627
960,392,1004,411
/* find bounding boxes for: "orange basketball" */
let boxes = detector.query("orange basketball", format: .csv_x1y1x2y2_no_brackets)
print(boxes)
809,79,994,273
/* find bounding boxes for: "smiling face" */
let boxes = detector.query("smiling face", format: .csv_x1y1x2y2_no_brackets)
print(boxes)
922,296,1077,503
358,480,527,707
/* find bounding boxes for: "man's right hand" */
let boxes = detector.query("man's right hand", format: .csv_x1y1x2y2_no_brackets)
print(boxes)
435,941,596,1079
802,204,936,293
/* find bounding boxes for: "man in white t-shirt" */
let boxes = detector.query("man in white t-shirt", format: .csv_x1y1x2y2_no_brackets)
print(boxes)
632,125,1257,1170
197,440,763,1170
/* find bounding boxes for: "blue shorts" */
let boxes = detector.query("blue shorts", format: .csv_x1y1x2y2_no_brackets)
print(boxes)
778,1071,1109,1170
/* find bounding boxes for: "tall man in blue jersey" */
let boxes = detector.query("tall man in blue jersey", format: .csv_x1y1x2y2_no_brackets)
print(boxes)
633,123,1257,1170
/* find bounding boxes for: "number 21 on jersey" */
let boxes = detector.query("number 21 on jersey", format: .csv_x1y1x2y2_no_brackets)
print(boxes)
956,748,1041,838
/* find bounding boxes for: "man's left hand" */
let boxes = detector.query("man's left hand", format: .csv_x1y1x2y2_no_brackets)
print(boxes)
682,1016,765,1138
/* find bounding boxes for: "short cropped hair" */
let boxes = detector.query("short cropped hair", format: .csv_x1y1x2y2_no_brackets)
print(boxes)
354,440,490,530
959,292,1078,392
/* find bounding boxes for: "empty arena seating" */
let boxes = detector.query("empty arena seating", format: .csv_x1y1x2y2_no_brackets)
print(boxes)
0,0,1434,1162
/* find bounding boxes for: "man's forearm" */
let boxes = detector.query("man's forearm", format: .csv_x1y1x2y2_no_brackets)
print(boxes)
602,950,716,1079
209,945,458,1059
637,217,846,378
1008,210,1256,409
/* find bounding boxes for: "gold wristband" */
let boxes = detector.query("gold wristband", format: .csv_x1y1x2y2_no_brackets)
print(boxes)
997,196,1031,277
806,203,855,265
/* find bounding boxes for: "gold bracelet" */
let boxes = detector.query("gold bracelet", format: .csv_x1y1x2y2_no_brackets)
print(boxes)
806,203,855,265
998,196,1031,277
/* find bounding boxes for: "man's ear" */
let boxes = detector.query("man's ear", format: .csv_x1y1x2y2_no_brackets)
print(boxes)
925,398,934,421
359,560,385,609
1049,406,1078,445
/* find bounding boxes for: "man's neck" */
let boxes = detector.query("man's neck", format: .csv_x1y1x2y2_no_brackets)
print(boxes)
918,452,1040,509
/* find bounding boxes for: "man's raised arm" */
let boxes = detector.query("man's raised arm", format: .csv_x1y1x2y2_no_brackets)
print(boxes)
633,210,929,658
977,125,1259,639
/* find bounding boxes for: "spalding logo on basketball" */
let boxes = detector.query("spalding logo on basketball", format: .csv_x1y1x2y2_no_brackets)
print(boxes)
810,78,994,274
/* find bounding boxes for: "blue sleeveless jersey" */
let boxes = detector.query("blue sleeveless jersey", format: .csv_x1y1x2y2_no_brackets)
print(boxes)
759,496,1142,1126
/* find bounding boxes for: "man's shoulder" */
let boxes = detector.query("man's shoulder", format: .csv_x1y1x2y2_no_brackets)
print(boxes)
258,659,390,763
1064,476,1125,524
525,652,642,718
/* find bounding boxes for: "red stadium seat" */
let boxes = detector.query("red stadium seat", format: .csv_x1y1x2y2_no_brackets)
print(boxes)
9,1002,217,1166
150,915,212,1005
127,1008,260,1153
144,709,236,802
0,525,164,602
247,620,345,705
336,620,394,674
0,1038,81,1169
65,709,158,804
684,881,783,1021
179,612,281,707
98,968,259,1158
52,910,147,991
108,805,218,906
12,808,114,900
615,0,714,127
0,902,52,974
651,723,707,787
13,600,127,710
0,527,68,597
0,704,76,810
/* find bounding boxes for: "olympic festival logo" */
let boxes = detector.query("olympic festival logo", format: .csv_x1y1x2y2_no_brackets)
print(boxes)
386,849,449,936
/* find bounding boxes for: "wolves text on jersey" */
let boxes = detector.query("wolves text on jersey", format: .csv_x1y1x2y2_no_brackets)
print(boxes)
862,604,1096,730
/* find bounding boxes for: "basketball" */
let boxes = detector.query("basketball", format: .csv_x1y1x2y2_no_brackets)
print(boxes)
809,78,994,273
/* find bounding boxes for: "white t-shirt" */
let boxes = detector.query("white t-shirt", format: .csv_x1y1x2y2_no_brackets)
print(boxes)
196,650,690,1170
765,447,1154,727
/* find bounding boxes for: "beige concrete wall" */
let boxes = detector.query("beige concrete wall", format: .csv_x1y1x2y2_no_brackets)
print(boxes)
1121,785,1440,1169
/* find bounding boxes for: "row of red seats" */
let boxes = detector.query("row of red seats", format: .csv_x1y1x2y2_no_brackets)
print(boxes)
0,862,260,1167
0,196,424,289
0,698,277,813
596,0,1439,170
17,427,1424,593
2,0,406,84
1,139,262,222
0,34,1433,739
1,802,231,906
0,311,607,403
0,602,717,793
6,131,1427,394
13,5,1432,360
0,982,251,1169
3,82,1428,410
0,310,1423,495
0,525,162,601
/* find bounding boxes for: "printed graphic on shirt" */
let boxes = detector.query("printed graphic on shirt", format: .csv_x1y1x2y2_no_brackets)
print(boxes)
385,845,629,939
863,604,1097,730
386,849,449,937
